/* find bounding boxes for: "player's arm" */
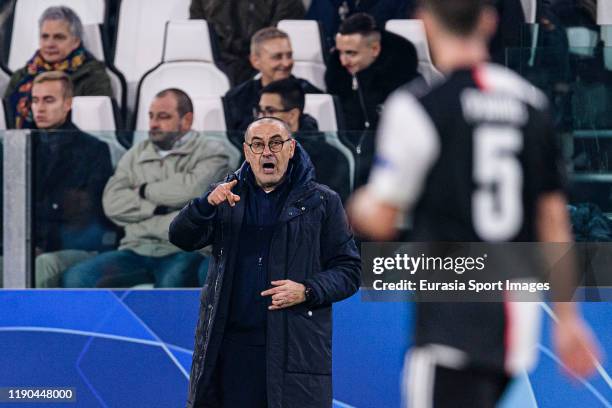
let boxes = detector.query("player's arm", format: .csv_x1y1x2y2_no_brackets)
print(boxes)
348,91,439,240
536,192,602,378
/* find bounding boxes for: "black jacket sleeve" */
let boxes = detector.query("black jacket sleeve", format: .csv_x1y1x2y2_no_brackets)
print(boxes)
169,191,218,251
305,190,361,306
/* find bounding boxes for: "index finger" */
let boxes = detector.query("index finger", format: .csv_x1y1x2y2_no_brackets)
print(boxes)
261,286,282,296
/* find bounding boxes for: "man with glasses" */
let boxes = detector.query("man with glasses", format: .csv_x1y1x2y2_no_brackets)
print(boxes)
256,77,352,202
170,117,361,408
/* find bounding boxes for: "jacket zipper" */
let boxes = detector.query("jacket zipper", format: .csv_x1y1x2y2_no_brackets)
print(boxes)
353,74,371,154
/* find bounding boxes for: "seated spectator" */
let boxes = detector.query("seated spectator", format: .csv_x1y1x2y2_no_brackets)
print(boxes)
224,27,322,133
190,0,305,86
4,6,112,129
30,71,114,288
325,12,419,133
325,13,419,185
256,77,352,201
62,89,231,288
306,0,417,48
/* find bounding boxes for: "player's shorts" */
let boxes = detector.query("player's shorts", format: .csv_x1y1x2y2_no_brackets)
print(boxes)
403,345,511,408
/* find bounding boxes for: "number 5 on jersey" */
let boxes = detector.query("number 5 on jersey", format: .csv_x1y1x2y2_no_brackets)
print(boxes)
472,125,524,241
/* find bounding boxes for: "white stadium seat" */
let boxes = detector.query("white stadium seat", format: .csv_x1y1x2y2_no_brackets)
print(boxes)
277,20,327,91
520,0,536,24
192,97,227,131
8,0,105,71
567,27,599,57
385,19,444,86
114,0,190,112
71,96,125,167
0,101,7,130
71,96,116,131
133,20,231,143
81,24,125,109
598,1,612,70
304,94,338,132
0,66,10,102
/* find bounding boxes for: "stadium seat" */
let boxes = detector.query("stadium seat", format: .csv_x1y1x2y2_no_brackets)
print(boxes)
277,20,327,91
304,94,339,132
598,2,612,70
520,0,536,24
113,0,190,112
72,96,116,131
385,19,444,85
8,0,105,72
81,24,126,110
191,96,242,170
71,96,125,166
566,27,599,57
0,100,7,130
0,64,10,100
132,20,231,143
192,97,227,131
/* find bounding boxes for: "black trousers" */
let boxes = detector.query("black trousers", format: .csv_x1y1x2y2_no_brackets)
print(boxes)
203,338,267,408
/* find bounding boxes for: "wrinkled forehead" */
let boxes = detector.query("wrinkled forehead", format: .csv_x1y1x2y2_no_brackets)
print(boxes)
246,121,290,142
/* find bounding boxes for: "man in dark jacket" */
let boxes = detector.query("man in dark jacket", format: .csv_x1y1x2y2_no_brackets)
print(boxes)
224,27,322,133
30,71,113,287
256,77,353,202
190,0,306,85
169,117,361,407
325,12,419,134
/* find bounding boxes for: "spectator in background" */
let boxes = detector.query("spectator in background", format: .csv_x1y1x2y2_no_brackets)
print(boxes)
62,89,231,288
544,0,598,29
325,12,419,184
189,0,306,86
30,71,113,288
256,77,352,201
224,27,322,133
306,0,417,48
4,6,112,129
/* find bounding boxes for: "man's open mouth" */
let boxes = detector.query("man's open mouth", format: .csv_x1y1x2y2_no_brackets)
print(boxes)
262,162,276,174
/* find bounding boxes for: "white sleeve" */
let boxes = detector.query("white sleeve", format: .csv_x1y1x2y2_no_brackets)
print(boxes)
367,91,440,210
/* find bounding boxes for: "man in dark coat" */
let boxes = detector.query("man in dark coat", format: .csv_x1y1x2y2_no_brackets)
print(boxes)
169,117,361,407
30,71,113,287
224,27,322,133
325,13,419,186
325,12,419,134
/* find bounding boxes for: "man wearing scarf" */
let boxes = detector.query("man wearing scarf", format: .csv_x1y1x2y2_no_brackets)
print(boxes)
4,6,112,129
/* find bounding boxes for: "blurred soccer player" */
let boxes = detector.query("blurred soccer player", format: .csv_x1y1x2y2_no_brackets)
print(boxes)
348,0,602,407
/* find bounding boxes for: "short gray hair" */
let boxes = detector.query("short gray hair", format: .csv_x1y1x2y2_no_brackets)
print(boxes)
39,6,83,40
245,117,292,141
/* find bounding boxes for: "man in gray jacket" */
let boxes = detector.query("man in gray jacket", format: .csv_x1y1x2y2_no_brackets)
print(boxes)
62,88,231,287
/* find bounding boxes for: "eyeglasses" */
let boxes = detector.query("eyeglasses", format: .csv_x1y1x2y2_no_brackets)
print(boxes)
253,105,292,118
246,139,292,154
